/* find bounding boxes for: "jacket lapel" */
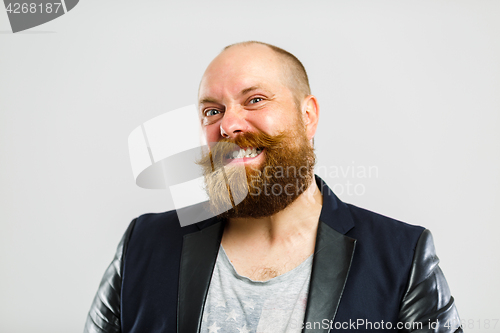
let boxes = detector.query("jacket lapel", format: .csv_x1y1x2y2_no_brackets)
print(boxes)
177,220,224,333
301,176,358,332
303,221,357,333
176,176,355,333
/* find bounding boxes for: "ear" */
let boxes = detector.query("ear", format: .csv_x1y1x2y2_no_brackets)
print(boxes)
301,95,320,141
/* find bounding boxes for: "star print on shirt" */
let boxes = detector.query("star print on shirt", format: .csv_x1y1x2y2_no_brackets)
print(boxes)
215,299,226,308
226,309,239,321
237,324,251,333
207,322,221,333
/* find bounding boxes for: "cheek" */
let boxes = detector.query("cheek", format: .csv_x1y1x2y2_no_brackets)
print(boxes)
246,111,278,133
247,112,292,136
203,124,221,144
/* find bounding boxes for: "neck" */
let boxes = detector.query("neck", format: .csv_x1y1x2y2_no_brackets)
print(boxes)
223,176,323,247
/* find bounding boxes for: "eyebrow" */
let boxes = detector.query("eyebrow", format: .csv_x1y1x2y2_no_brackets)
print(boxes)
198,97,219,105
240,85,262,96
198,85,268,106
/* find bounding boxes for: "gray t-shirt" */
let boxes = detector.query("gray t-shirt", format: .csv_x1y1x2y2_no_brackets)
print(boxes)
200,245,313,333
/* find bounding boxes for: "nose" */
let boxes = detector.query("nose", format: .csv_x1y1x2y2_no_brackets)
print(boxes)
220,106,247,139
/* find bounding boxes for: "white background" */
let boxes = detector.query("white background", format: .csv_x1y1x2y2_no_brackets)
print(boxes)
1,1,499,332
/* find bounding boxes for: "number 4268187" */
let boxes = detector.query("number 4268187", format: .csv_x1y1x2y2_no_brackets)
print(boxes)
6,3,62,14
445,318,499,330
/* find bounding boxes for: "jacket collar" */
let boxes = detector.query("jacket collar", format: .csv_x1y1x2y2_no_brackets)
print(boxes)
302,175,357,332
316,175,355,235
177,175,357,333
177,220,224,333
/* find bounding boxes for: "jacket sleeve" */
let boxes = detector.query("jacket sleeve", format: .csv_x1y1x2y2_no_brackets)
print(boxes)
84,219,137,333
398,229,463,332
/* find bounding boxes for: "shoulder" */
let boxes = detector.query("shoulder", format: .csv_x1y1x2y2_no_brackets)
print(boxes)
125,210,203,254
340,205,431,297
346,203,425,248
133,210,187,234
342,204,427,275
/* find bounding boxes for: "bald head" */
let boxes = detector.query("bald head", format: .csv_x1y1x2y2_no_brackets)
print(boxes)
198,40,320,153
200,41,311,108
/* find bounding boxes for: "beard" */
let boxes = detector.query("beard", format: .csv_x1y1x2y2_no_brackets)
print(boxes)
197,118,316,219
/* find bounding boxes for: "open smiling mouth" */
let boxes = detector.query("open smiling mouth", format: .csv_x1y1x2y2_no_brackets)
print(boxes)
227,147,264,160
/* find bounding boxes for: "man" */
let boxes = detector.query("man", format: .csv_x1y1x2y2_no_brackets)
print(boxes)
85,42,462,332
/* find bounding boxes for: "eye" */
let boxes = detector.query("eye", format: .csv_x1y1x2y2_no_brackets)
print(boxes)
204,109,221,117
249,97,263,104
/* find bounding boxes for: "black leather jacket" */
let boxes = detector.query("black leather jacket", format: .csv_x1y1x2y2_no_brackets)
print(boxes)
85,220,135,333
85,221,462,333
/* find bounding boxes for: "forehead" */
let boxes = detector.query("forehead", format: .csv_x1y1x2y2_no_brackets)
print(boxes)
198,45,286,102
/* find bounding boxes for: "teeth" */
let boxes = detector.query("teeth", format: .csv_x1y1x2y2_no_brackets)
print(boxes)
229,147,263,159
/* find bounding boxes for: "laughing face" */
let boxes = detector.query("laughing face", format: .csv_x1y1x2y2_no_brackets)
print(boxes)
197,43,318,219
